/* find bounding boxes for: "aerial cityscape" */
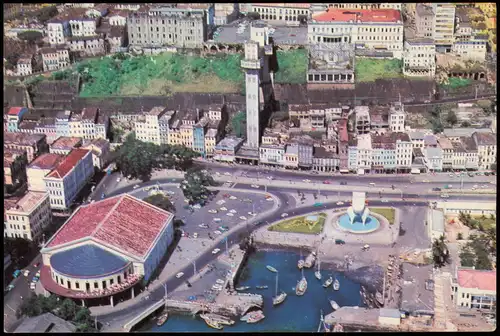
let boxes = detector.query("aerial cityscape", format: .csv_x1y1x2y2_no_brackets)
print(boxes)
3,2,497,333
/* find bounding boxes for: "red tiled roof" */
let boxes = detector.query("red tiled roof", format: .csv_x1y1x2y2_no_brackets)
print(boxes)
50,136,82,150
457,269,496,291
47,149,90,179
253,3,311,9
45,195,173,259
8,107,25,116
313,9,401,23
28,153,64,170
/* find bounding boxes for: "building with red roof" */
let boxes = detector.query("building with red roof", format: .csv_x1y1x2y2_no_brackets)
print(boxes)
7,107,28,132
452,267,496,311
40,194,174,307
43,149,94,210
27,153,65,192
309,8,404,59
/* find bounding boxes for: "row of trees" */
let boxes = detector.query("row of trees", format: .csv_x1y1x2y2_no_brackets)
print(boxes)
459,234,494,270
114,134,201,182
17,294,97,332
432,235,451,268
429,106,460,134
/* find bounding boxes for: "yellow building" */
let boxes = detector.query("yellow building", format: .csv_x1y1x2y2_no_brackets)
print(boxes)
4,191,52,242
180,124,194,149
451,268,496,311
204,129,217,157
27,153,65,192
134,107,173,146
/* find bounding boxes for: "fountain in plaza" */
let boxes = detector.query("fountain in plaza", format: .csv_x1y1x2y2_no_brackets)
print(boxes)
338,192,380,233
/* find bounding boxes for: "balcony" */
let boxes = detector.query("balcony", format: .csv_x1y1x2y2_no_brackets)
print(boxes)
241,59,262,69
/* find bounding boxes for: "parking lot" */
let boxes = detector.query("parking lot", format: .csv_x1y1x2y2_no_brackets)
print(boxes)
128,185,276,240
213,23,307,45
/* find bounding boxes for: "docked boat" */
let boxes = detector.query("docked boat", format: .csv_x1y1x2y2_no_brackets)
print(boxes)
266,265,278,273
246,310,265,324
205,318,223,330
157,313,169,326
235,286,250,291
304,252,316,268
298,250,305,269
323,276,333,288
200,314,234,326
272,273,287,306
333,278,340,291
256,285,268,289
315,257,322,280
330,300,340,311
296,269,307,296
333,323,344,332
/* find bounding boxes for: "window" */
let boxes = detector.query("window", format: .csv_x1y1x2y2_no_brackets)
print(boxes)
75,282,80,289
94,282,98,289
102,280,107,289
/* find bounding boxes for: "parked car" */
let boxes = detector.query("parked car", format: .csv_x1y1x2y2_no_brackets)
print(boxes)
340,181,347,186
208,209,217,214
33,262,40,268
23,270,30,277
323,180,331,184
281,213,288,218
432,188,441,192
336,201,344,205
176,272,184,279
212,248,221,254
335,239,346,245
30,283,36,290
6,284,15,292
133,185,140,189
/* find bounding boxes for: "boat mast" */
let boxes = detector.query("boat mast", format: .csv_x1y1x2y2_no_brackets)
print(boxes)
275,272,279,296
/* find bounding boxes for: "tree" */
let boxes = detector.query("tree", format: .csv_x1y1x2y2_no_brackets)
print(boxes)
432,235,451,268
35,6,59,23
143,194,176,213
181,167,216,205
17,31,44,43
461,120,471,127
297,14,308,24
457,232,463,240
160,144,200,171
115,133,164,182
57,298,77,321
431,119,444,134
231,111,246,137
459,245,476,267
446,110,458,126
246,12,261,20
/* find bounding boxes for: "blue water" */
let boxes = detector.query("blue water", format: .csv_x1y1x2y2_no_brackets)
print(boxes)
146,250,365,332
338,214,380,233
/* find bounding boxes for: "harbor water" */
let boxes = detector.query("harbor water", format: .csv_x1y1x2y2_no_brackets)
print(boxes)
145,250,365,332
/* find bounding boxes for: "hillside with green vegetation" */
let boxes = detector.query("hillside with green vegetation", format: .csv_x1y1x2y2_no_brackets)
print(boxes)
355,57,403,82
73,50,308,98
274,49,308,84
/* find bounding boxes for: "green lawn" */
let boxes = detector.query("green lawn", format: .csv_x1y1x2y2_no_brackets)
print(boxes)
370,208,395,225
354,57,403,82
268,213,327,235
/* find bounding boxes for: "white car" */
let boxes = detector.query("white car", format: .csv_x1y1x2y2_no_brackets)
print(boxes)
212,284,223,291
473,184,478,188
30,283,36,290
220,207,228,211
215,279,225,285
213,218,222,222
193,233,198,238
208,209,217,214
184,199,190,203
229,209,237,213
267,176,274,180
381,199,389,203
239,216,247,220
212,248,221,254
214,230,222,235
336,201,344,205
266,197,274,202
133,185,140,189
116,177,121,182
440,194,449,198
144,187,151,191
226,213,234,217
449,173,454,177
281,213,289,218
423,180,430,183
199,224,208,229
175,272,184,279
229,196,237,200
369,182,376,186
23,270,30,277
251,184,260,188
193,204,201,209
216,200,226,205
248,212,256,216
303,179,311,183
216,172,221,175
224,172,231,176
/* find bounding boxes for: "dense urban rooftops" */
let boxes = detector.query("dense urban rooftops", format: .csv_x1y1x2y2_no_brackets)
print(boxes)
28,153,64,170
313,8,401,23
47,148,90,179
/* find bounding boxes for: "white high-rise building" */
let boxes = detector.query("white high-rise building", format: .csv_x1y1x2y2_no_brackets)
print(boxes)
241,22,274,149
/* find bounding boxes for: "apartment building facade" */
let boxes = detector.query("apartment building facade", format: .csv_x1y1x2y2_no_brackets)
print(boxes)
41,47,70,72
17,56,33,76
250,3,310,25
43,149,94,210
4,191,52,242
127,7,207,49
451,268,496,311
431,3,455,49
4,132,48,163
403,38,436,77
69,108,108,140
472,132,497,170
27,153,65,192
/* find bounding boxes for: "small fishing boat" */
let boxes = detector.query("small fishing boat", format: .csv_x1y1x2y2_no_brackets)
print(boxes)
200,314,235,326
235,286,250,291
323,276,333,288
296,268,307,296
298,250,305,269
246,310,265,324
157,313,168,326
205,318,223,330
315,257,322,280
333,278,340,291
333,323,344,332
304,252,316,268
272,273,287,306
266,265,278,273
256,285,268,290
330,300,340,311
